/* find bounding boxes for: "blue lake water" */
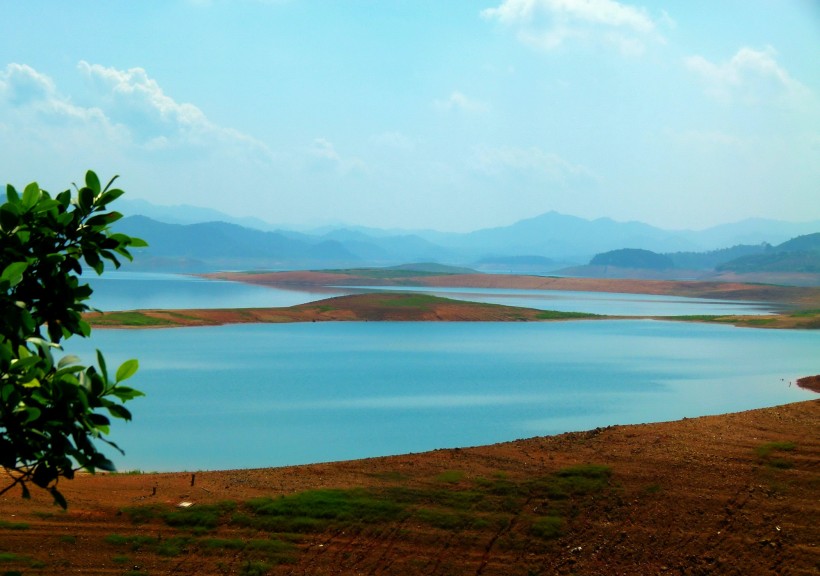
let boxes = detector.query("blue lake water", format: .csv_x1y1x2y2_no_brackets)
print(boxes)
88,272,778,316
87,272,348,311
64,320,818,472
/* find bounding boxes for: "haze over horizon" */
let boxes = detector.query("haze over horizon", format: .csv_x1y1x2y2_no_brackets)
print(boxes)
2,1,818,233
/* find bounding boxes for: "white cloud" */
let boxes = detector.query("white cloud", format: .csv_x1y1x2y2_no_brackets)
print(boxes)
0,63,128,147
310,138,341,162
434,91,489,113
1,63,106,123
481,0,660,55
684,46,812,106
304,138,368,176
0,61,272,165
77,61,271,159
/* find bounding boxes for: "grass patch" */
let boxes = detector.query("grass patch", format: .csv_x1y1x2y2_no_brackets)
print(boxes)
123,501,236,531
532,464,612,499
239,560,272,576
524,465,613,543
642,483,662,495
156,536,191,557
435,470,465,484
105,534,158,551
535,310,601,320
368,471,409,482
121,505,163,524
379,294,446,308
105,466,616,562
666,315,724,322
88,311,174,326
756,441,796,459
59,535,77,543
530,515,564,540
416,509,475,530
789,308,820,317
162,507,223,530
0,520,29,530
0,553,22,563
201,538,246,551
242,489,406,532
756,440,797,470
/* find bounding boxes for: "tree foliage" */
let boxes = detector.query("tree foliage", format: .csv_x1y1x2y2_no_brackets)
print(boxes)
0,170,146,507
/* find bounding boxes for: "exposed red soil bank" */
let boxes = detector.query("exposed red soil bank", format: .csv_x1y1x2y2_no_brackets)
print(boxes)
1,400,818,575
797,375,820,393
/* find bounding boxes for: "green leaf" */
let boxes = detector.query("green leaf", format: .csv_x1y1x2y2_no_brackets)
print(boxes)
22,182,40,209
96,350,108,383
88,413,111,427
111,386,145,401
6,183,20,203
58,354,81,369
107,404,133,420
84,250,103,274
50,487,68,510
20,406,42,424
85,212,122,228
85,170,101,195
101,174,120,193
1,261,28,287
77,319,91,337
78,187,94,213
93,455,117,472
115,359,139,383
0,204,20,231
129,236,149,248
98,188,124,205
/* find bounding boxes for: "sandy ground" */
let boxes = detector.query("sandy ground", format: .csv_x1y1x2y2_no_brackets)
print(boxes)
1,399,818,575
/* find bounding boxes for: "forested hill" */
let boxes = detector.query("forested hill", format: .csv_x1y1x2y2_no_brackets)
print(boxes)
717,233,820,273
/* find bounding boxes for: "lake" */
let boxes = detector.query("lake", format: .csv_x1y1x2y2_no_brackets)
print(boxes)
88,272,777,316
65,320,818,472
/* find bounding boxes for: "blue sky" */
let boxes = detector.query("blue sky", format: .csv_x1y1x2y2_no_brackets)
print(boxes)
1,0,818,232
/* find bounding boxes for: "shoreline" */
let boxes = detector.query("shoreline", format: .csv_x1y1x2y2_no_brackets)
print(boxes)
2,398,818,574
84,291,820,330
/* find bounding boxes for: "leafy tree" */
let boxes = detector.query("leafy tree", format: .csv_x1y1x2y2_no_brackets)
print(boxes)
0,171,146,507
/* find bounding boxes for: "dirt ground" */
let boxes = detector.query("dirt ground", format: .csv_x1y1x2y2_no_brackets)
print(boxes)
1,398,818,576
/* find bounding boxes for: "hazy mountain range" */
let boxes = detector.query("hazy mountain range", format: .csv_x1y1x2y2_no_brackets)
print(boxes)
115,199,820,274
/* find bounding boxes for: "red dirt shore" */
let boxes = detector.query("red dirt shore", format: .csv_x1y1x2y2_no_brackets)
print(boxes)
1,399,818,575
205,271,820,308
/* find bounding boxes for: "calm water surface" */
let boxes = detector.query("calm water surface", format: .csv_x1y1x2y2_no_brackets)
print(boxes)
87,272,350,311
65,321,818,471
88,272,778,316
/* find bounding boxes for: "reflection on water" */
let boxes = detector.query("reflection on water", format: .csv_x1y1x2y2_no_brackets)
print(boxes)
64,320,818,471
